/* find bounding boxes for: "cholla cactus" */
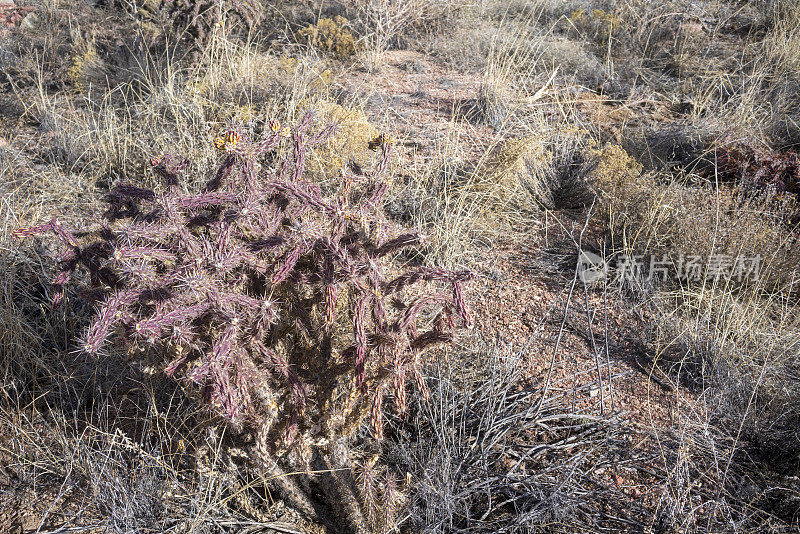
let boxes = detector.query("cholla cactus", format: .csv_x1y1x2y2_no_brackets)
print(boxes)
16,111,471,531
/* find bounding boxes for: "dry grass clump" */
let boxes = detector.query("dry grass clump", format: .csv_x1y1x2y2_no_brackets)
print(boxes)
633,280,800,527
671,188,799,289
535,37,607,89
393,114,596,270
151,0,264,51
347,0,473,67
339,0,420,70
1,4,66,79
472,126,596,212
680,0,800,145
418,14,499,72
472,134,548,199
412,0,536,73
611,1,691,59
0,365,209,533
382,122,497,269
384,138,463,258
389,342,664,533
25,29,339,189
189,31,331,112
502,125,597,211
448,114,602,233
473,10,545,129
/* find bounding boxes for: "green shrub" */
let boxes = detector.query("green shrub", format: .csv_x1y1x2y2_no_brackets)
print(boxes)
297,16,359,59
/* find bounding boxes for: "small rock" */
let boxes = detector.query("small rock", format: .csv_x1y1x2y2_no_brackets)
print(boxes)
19,11,38,31
403,59,428,73
439,78,459,89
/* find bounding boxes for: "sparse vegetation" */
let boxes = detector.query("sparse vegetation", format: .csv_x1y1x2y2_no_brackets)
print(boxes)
2,0,800,532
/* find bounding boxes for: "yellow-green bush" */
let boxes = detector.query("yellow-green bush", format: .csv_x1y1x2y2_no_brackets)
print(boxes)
588,143,647,222
67,38,103,92
568,8,623,46
297,16,359,59
307,100,379,180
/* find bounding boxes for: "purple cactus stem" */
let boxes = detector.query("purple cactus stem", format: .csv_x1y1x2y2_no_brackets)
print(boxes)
411,365,429,400
247,236,285,252
273,245,303,284
107,184,156,202
269,180,337,215
324,284,337,325
205,153,236,192
113,246,177,264
366,180,389,207
452,280,473,328
174,192,238,210
399,293,448,335
392,366,407,414
371,383,386,440
83,290,137,353
410,330,452,351
14,218,80,248
353,293,370,389
383,267,473,294
117,222,172,245
373,233,419,256
307,122,337,147
12,219,57,238
252,132,280,155
165,352,190,377
135,302,210,338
